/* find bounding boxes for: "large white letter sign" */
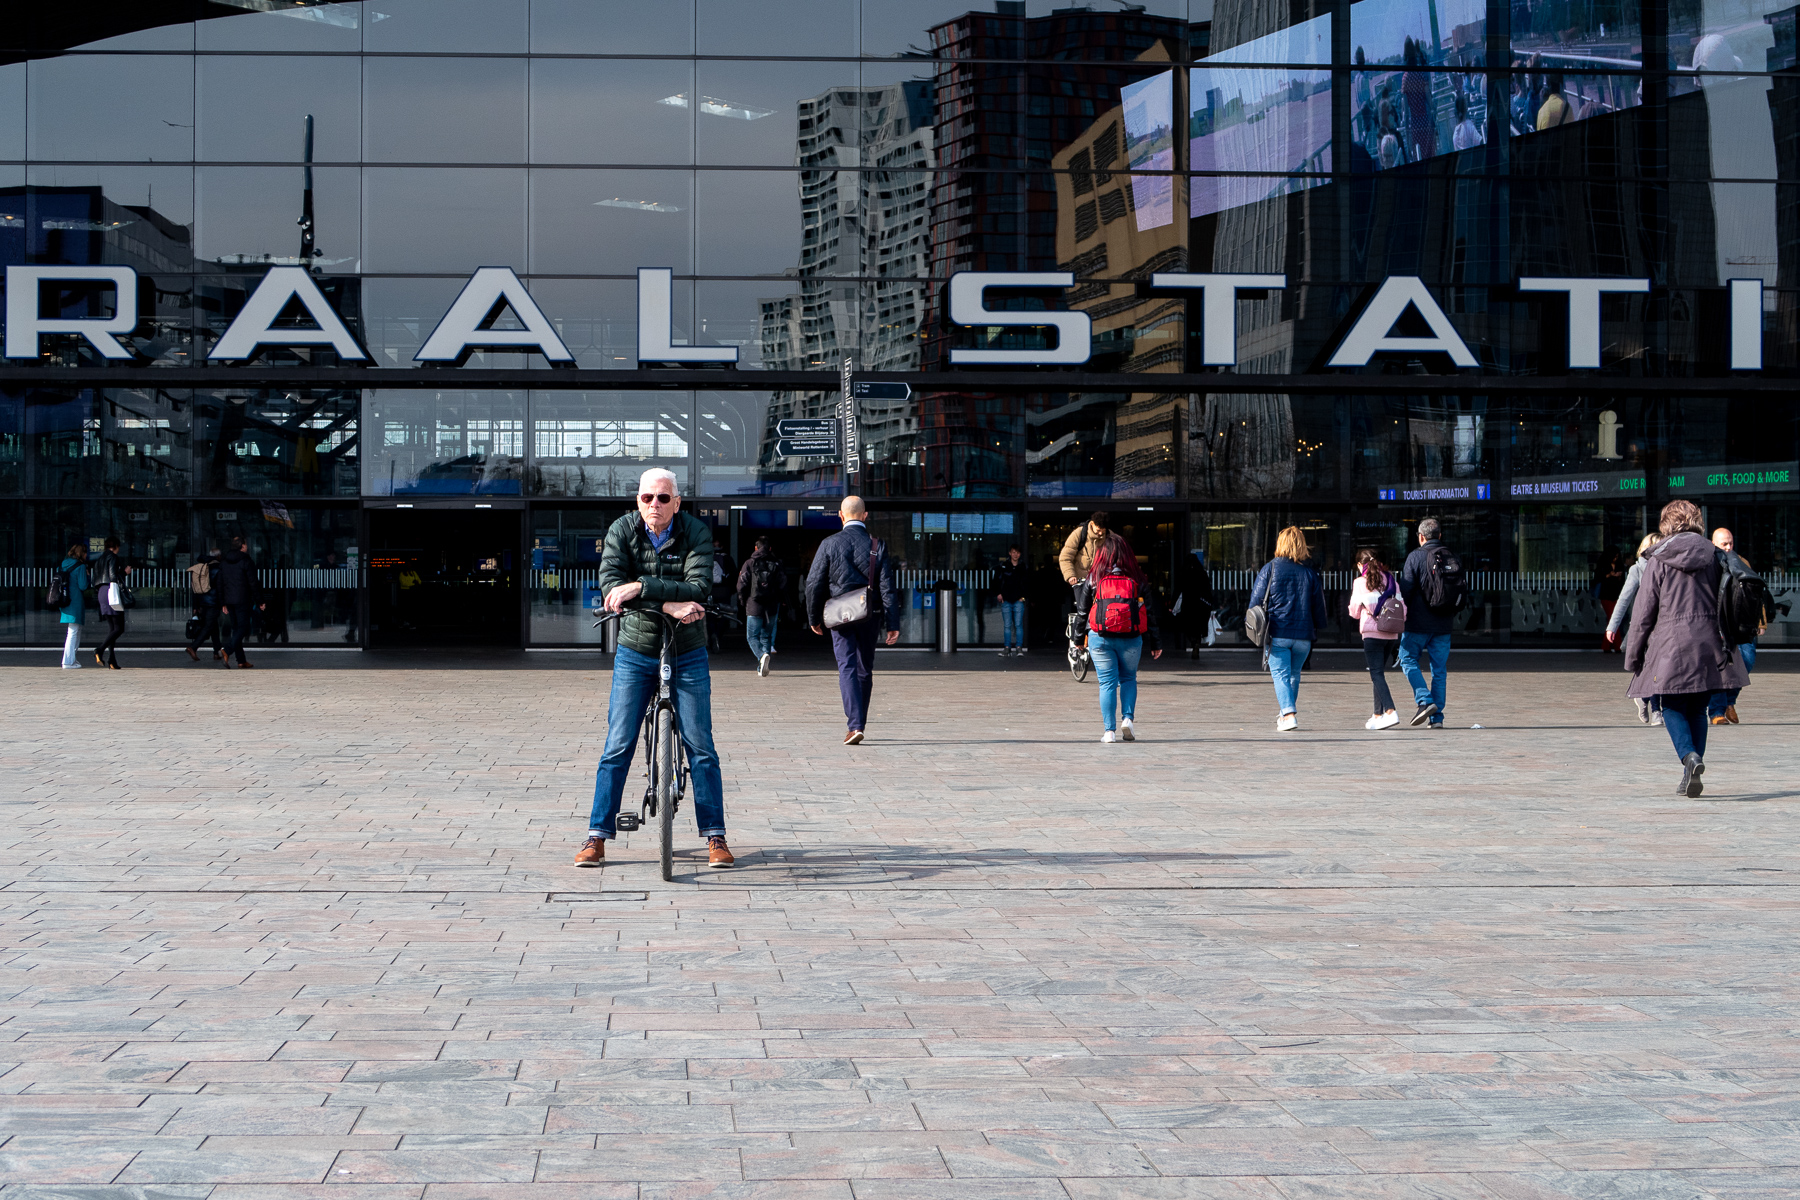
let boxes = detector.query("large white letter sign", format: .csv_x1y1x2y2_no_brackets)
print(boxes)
417,267,574,363
1729,278,1764,370
1328,276,1477,368
1517,277,1649,369
948,272,1091,365
637,268,737,365
211,267,369,361
1150,272,1285,365
4,266,138,359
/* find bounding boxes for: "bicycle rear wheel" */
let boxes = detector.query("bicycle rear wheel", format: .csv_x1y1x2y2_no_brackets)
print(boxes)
655,707,676,882
1069,640,1088,683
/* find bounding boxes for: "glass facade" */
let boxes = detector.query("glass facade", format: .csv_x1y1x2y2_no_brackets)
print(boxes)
3,0,1799,648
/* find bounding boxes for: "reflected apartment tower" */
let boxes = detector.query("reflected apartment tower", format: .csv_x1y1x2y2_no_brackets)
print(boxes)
758,80,936,485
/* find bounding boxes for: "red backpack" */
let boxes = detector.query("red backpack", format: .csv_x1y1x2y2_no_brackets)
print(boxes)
1088,570,1149,635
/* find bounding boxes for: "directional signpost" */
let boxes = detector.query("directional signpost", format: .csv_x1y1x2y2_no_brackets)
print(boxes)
774,417,838,459
852,381,912,403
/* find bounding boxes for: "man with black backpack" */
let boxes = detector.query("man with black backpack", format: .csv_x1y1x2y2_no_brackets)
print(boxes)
1708,527,1777,726
1397,517,1466,729
737,536,786,677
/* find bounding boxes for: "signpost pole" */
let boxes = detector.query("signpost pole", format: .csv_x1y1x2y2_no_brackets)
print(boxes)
841,356,858,492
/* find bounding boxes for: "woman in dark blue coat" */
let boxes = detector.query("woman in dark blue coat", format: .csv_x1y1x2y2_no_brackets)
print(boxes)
1248,526,1328,731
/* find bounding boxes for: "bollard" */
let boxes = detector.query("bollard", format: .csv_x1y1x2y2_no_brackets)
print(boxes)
935,581,958,653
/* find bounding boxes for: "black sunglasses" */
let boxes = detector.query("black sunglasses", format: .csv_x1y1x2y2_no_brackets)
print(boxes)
639,492,674,504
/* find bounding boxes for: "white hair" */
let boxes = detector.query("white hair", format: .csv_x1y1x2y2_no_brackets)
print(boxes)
637,467,680,496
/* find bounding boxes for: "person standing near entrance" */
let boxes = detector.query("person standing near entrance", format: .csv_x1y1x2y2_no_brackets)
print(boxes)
806,496,900,745
54,543,90,669
1397,517,1464,729
709,536,737,652
994,544,1028,657
737,536,786,676
1248,526,1327,732
216,536,264,669
1626,500,1748,797
1708,527,1756,726
90,536,132,669
577,467,733,868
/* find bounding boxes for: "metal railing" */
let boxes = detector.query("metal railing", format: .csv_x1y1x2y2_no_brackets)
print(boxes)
2,566,362,588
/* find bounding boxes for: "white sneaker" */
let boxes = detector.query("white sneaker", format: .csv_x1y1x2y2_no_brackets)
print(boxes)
1276,713,1298,732
61,663,82,669
1364,714,1383,730
1120,718,1135,741
1368,711,1400,730
758,653,771,677
1101,730,1118,743
1633,697,1651,725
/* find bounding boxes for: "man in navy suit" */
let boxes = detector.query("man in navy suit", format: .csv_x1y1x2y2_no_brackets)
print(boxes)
806,495,900,745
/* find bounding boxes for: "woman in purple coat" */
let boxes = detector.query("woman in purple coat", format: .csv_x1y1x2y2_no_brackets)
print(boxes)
1624,500,1749,797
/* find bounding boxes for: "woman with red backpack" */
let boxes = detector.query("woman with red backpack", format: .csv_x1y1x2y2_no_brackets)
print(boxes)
1085,534,1162,743
1349,548,1404,730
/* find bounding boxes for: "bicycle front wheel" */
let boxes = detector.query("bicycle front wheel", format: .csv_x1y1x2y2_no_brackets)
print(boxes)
655,707,676,882
1069,641,1088,683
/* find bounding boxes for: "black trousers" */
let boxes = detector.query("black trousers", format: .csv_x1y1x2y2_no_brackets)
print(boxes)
187,606,221,654
1362,637,1397,714
222,605,254,663
98,613,125,664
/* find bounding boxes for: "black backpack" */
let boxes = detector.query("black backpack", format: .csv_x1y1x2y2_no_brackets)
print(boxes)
1716,550,1774,648
750,556,782,603
45,563,74,609
1419,544,1467,616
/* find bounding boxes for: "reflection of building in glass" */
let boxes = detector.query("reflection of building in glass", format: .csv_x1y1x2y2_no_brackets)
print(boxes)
757,80,936,489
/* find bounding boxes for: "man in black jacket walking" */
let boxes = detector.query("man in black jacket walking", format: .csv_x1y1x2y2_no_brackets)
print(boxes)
1397,517,1458,728
806,496,900,745
216,536,264,669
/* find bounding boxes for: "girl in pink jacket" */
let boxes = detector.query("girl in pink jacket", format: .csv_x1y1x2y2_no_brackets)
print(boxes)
1348,549,1406,730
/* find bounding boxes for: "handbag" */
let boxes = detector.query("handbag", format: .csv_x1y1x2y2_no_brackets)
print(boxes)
1370,577,1406,636
184,613,202,641
105,582,124,610
1243,566,1271,648
822,536,882,630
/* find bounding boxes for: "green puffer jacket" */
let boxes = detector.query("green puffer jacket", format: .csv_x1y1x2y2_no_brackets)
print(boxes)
598,510,714,658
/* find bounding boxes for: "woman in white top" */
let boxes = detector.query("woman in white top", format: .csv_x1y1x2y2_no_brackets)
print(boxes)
1348,548,1405,729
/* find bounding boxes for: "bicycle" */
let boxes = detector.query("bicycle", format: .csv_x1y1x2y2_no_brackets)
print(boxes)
1066,581,1093,683
592,603,735,881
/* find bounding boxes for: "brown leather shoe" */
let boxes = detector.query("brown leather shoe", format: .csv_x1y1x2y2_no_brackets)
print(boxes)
573,835,605,867
707,837,735,869
185,646,198,662
843,730,864,745
1710,714,1729,725
238,661,255,669
1726,705,1740,724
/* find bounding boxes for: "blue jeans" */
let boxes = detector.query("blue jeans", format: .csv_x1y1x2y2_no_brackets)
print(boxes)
1661,692,1711,762
746,611,778,659
1398,632,1451,723
1267,637,1309,714
1089,634,1142,731
1709,643,1755,715
1001,599,1026,648
589,645,725,839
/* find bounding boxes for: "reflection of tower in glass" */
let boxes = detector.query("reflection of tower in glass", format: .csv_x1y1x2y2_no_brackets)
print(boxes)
757,81,936,483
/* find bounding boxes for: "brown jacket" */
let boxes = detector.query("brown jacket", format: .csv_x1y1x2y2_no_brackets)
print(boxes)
1624,531,1749,699
1058,522,1106,584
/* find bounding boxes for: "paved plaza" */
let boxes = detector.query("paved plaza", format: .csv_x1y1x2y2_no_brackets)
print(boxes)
3,649,1799,1200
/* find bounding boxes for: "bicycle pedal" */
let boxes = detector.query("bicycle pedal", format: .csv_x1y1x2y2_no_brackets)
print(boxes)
615,813,642,832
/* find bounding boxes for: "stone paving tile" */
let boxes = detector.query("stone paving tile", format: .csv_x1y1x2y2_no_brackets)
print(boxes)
3,658,1800,1196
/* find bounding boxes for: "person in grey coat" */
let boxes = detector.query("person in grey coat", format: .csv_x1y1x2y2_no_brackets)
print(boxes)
1624,500,1749,798
1606,531,1662,724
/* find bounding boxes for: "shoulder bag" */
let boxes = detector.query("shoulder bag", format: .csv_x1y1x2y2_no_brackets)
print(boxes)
823,536,882,630
1243,564,1272,648
1370,575,1406,635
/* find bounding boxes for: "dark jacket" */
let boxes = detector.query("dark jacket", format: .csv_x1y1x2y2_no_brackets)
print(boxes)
1625,531,1750,699
993,556,1029,603
215,548,260,608
599,510,713,658
1086,569,1162,652
1249,557,1327,642
805,522,900,632
90,550,125,588
712,549,737,603
737,550,786,619
1175,551,1215,625
1399,540,1457,636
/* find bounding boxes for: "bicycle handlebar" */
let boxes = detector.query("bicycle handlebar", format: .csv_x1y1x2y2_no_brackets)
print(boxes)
592,602,743,631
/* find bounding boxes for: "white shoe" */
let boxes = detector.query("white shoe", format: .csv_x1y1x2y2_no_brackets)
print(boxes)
1368,711,1400,730
1364,714,1383,730
1120,718,1135,741
61,663,82,669
1101,730,1118,743
758,653,770,677
1276,713,1298,732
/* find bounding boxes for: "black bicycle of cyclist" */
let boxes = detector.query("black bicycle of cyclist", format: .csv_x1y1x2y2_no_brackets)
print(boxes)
1066,579,1094,683
592,603,738,882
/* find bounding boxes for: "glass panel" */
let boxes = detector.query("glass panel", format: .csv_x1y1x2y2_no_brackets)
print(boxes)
363,168,526,274
364,58,528,165
362,0,528,53
517,277,639,369
530,0,695,54
196,55,362,163
693,62,858,166
197,2,363,51
695,170,806,276
28,56,194,162
0,64,24,162
891,2,1190,62
529,169,692,275
193,389,359,497
1505,68,1642,139
530,505,632,644
529,391,692,497
195,167,361,271
1667,75,1780,181
700,390,842,497
1350,0,1487,170
531,59,695,166
695,0,855,57
362,276,546,370
698,279,796,371
7,500,193,647
364,389,527,496
1193,20,1332,213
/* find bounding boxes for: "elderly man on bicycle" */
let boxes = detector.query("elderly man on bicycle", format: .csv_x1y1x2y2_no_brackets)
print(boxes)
575,467,734,869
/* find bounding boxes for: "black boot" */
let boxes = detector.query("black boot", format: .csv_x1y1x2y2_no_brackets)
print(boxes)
1678,752,1705,798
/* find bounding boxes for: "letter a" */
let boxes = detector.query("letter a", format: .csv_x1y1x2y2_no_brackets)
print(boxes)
211,267,369,361
1327,276,1477,368
416,267,574,363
